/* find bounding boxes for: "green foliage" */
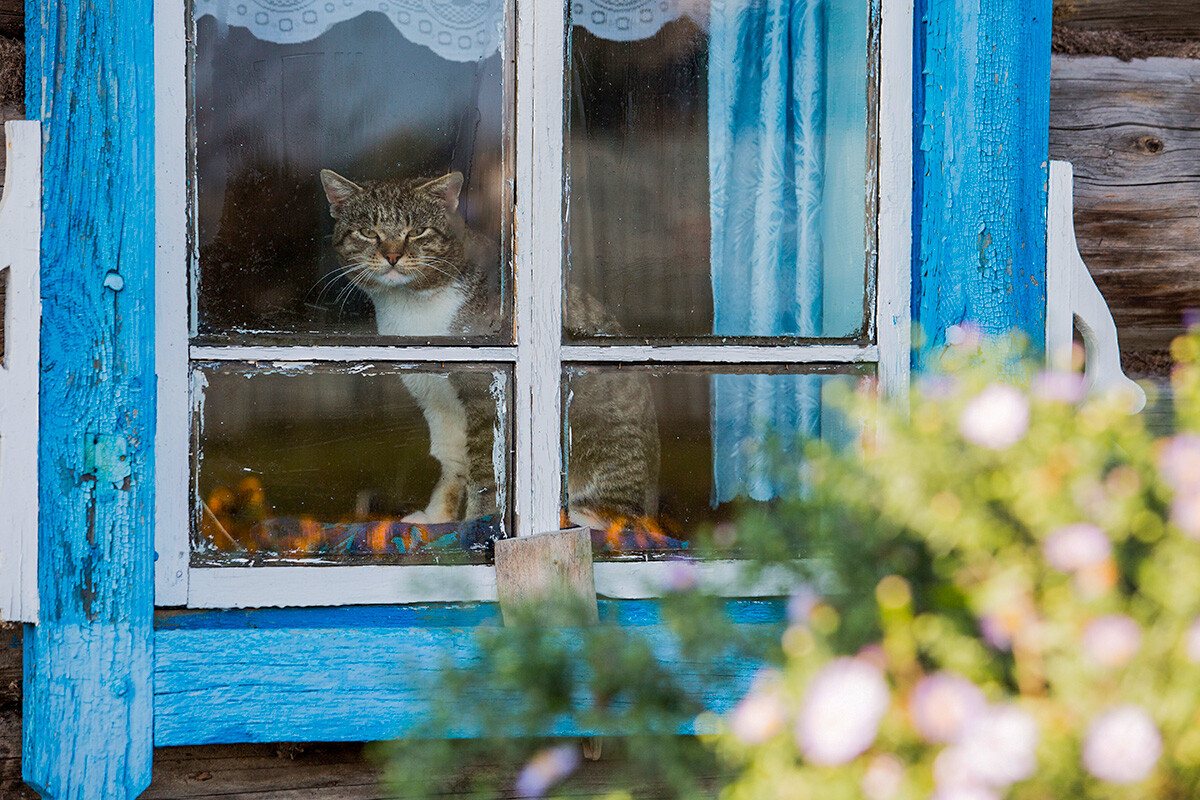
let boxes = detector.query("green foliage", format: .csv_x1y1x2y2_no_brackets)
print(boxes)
385,328,1200,800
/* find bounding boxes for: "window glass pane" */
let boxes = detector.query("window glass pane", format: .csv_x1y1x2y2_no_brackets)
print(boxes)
193,363,511,565
562,365,863,556
192,2,511,342
564,0,873,342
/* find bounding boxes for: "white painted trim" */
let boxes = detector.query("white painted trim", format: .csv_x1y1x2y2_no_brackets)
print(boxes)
191,346,518,363
187,565,500,607
562,345,879,363
0,121,42,623
516,0,566,536
155,0,191,605
1046,161,1146,412
185,559,801,607
875,0,913,400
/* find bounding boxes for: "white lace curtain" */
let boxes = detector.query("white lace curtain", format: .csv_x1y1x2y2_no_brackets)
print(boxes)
195,0,708,60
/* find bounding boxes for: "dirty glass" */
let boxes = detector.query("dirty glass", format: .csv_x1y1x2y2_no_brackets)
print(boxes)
191,1,511,342
192,362,511,565
564,0,873,342
561,365,863,556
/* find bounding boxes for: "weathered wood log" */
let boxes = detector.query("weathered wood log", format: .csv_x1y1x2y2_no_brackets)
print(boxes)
0,0,19,39
1053,0,1200,41
1050,54,1200,367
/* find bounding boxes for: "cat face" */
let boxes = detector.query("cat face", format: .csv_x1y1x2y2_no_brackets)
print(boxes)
320,170,466,293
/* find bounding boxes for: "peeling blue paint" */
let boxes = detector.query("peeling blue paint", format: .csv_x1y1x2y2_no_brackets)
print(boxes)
913,0,1051,363
24,0,156,796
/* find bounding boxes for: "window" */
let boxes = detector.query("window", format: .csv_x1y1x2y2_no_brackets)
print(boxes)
154,0,911,608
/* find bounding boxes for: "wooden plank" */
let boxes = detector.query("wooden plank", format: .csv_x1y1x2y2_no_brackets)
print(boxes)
1053,0,1200,41
0,121,40,623
494,528,598,624
0,0,20,39
914,0,1052,357
1049,55,1200,360
23,0,156,797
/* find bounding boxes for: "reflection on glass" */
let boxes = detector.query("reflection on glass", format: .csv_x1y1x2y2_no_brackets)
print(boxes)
563,365,863,556
193,363,510,565
193,2,510,340
565,0,872,341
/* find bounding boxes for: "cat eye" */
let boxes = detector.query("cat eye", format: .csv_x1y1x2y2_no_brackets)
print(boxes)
410,227,432,238
357,228,379,240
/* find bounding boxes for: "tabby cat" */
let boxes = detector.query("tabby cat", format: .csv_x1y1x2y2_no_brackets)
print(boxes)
320,169,660,530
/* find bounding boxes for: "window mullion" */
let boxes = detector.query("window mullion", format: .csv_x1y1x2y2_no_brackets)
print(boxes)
515,0,566,536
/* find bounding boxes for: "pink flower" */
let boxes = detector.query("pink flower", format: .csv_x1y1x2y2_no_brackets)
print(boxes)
796,658,890,766
1083,706,1161,784
952,704,1039,787
1034,371,1086,404
729,690,786,745
945,323,983,349
515,745,580,798
930,788,1000,800
861,754,905,800
1171,493,1200,539
1082,615,1142,668
1184,617,1200,662
959,385,1030,450
787,587,820,625
662,559,698,592
909,672,988,744
1043,523,1111,572
1159,434,1200,492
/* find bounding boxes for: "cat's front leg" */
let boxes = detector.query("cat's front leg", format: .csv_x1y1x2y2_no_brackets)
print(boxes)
401,373,471,524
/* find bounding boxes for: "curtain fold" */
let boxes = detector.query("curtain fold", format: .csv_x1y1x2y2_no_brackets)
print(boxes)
709,0,826,503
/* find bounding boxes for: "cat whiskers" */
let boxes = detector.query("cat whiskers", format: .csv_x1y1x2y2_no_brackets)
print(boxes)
311,261,373,305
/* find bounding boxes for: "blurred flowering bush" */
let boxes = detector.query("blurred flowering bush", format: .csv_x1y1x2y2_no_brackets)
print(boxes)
385,328,1200,799
715,328,1200,800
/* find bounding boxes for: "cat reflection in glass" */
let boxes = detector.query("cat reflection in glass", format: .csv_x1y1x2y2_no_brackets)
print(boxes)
320,169,659,531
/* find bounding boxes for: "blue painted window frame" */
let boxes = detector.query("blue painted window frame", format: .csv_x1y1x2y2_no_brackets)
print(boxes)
22,0,1049,795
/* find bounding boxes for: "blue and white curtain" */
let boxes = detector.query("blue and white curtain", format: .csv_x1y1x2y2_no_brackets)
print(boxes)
709,0,826,503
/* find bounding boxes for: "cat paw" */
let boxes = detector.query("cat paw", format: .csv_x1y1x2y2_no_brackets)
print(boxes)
401,511,433,525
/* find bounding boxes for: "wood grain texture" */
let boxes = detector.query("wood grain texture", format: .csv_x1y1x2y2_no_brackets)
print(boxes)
1053,0,1200,41
494,528,598,624
154,600,783,746
914,0,1052,358
1049,55,1200,360
0,0,19,39
23,0,156,797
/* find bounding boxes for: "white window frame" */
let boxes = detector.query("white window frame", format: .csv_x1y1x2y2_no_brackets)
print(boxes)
153,0,913,608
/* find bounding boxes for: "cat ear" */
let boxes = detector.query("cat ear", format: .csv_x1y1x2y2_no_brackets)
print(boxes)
417,172,464,213
320,169,362,216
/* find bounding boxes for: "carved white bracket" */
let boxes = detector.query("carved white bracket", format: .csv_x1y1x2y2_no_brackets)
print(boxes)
1046,160,1146,413
0,121,41,623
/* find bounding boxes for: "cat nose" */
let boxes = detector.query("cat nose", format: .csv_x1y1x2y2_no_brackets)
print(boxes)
381,241,405,265
383,253,402,266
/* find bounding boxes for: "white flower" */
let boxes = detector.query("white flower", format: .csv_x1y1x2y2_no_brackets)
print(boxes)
662,558,699,592
959,384,1030,450
862,754,905,800
729,690,786,745
909,672,988,744
1043,523,1111,572
796,657,890,766
1082,614,1142,668
953,704,1039,787
1083,706,1161,784
514,745,581,798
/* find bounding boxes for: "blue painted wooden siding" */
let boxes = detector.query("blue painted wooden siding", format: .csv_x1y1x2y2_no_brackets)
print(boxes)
153,600,786,745
23,0,156,797
913,0,1052,359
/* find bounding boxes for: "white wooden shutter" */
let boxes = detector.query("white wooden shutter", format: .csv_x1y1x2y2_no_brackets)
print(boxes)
0,120,41,622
